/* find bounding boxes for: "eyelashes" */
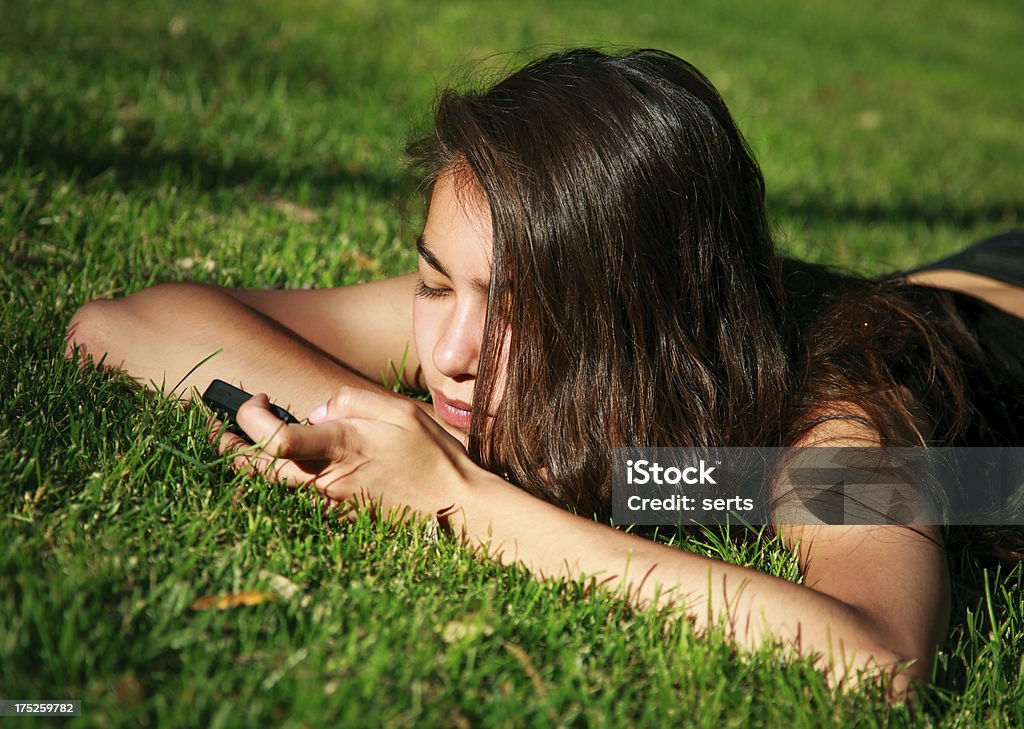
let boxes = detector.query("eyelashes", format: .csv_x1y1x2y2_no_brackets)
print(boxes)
415,278,451,300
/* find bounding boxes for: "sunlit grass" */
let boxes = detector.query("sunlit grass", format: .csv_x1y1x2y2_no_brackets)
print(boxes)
2,1,1022,726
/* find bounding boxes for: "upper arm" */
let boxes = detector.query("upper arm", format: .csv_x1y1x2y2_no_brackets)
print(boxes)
774,413,951,677
777,522,950,677
226,273,425,391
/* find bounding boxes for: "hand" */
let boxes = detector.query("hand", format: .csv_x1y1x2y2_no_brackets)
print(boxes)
212,387,475,522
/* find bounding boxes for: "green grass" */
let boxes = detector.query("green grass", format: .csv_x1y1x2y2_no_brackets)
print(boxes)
2,0,1023,726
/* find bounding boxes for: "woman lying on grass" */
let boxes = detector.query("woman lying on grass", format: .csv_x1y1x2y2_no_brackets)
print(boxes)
66,48,1024,697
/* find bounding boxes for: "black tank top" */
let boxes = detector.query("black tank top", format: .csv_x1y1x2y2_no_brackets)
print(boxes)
932,289,1024,446
780,256,1024,446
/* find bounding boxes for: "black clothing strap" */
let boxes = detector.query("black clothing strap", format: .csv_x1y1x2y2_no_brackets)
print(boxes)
906,230,1024,288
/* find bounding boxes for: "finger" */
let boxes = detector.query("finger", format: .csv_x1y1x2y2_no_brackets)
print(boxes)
213,420,329,488
207,415,228,445
237,393,358,462
215,425,287,479
319,386,428,428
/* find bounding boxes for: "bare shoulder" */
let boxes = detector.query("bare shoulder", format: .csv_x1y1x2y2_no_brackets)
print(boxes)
903,269,1024,319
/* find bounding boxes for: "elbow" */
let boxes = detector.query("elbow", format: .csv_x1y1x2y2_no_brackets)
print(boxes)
835,638,933,703
878,643,934,702
64,283,201,366
65,282,223,370
829,599,943,702
65,298,117,366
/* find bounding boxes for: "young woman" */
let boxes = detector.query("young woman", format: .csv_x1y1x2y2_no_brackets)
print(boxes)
66,48,1024,697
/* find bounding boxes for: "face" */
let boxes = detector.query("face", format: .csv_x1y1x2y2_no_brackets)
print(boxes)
413,170,499,444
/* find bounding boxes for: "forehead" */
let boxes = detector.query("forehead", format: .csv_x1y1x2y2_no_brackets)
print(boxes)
428,167,491,232
421,169,493,267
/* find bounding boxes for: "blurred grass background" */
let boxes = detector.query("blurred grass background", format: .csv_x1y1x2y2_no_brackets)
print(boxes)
2,0,1022,726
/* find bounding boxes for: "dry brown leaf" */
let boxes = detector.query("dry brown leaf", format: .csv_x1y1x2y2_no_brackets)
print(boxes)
271,198,320,223
339,250,381,274
189,591,279,611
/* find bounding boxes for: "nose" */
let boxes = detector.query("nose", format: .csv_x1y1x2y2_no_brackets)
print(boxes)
433,301,484,381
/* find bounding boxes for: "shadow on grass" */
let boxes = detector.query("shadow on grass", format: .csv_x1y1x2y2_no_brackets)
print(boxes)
767,192,1023,230
7,139,1020,232
0,91,418,205
4,82,1021,229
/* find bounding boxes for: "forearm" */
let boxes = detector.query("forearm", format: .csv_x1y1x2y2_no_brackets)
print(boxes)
219,379,941,697
66,283,385,418
449,472,923,689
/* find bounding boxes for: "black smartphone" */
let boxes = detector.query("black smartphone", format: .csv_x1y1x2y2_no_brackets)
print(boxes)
201,379,300,444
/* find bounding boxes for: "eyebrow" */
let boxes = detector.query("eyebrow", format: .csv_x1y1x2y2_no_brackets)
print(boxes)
416,234,491,294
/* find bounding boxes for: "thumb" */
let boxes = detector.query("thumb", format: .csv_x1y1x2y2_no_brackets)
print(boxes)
312,386,428,428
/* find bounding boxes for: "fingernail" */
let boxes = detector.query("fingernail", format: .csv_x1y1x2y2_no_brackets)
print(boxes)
308,402,328,424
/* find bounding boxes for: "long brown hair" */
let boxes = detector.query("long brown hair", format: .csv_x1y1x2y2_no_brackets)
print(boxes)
407,48,1024,561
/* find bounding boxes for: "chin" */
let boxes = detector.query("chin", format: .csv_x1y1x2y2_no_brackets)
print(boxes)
452,429,470,450
436,417,470,448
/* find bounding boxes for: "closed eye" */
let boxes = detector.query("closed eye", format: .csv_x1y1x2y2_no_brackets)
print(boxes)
415,278,451,300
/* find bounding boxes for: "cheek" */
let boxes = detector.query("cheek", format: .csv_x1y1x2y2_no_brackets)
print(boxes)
412,298,438,372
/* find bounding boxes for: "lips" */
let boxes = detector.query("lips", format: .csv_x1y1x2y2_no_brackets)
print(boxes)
433,390,473,430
